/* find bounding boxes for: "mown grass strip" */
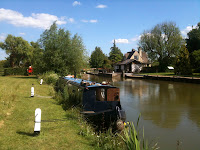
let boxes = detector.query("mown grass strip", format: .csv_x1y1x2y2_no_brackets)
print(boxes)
0,76,95,150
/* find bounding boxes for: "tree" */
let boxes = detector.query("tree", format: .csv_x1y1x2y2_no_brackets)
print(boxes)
191,49,200,72
174,44,192,75
90,47,106,68
186,22,200,70
38,22,87,75
139,22,183,71
186,23,200,54
0,34,32,67
109,40,123,66
30,41,45,73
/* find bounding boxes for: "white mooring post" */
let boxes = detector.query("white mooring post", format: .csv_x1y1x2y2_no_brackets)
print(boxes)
40,79,43,85
31,84,34,97
34,108,41,134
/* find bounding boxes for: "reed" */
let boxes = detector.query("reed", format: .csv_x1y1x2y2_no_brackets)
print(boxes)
119,115,159,150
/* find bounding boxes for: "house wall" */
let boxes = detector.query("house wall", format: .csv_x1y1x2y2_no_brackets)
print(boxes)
131,63,143,73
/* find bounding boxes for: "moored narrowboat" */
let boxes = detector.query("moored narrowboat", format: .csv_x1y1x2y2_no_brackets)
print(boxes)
61,76,126,130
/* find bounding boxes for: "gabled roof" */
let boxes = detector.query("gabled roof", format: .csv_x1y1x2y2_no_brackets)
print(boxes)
123,49,136,60
116,59,141,65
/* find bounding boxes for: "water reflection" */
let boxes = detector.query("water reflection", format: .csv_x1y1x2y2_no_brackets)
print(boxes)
81,74,200,149
82,74,200,129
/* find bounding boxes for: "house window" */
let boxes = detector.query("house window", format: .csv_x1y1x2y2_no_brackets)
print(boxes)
134,56,138,60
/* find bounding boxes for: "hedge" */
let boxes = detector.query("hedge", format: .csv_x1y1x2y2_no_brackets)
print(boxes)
4,68,28,76
141,66,158,73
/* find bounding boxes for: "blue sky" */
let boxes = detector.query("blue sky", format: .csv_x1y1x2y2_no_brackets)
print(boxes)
0,0,199,60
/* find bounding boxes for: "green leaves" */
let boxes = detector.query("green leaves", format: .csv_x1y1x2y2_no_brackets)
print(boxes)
139,22,183,71
90,47,106,68
174,44,192,75
38,22,87,75
186,23,200,54
0,34,33,67
109,40,123,66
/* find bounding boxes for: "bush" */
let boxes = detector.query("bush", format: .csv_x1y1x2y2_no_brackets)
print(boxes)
39,71,59,85
4,68,27,76
55,79,82,110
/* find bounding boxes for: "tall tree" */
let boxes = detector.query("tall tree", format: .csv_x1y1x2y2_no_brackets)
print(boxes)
174,44,192,75
38,22,87,75
90,47,106,68
186,22,200,53
186,22,200,70
0,34,32,67
139,22,183,71
191,50,200,72
109,40,123,65
30,41,44,73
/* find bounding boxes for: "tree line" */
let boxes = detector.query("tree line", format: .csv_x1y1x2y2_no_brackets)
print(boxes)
0,22,88,75
89,40,123,69
90,21,200,75
1,21,200,75
139,21,200,75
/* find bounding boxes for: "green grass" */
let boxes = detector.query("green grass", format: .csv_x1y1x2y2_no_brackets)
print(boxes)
0,76,96,150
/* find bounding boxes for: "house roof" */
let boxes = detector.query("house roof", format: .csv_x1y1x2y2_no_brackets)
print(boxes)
123,49,136,60
116,59,141,65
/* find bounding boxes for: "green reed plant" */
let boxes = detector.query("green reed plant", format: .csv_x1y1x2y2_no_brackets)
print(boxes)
119,114,159,150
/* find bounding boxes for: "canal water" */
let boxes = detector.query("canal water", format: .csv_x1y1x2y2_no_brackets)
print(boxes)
82,74,200,150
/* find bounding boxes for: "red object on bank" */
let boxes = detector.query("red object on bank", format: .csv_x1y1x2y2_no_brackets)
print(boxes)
28,66,33,75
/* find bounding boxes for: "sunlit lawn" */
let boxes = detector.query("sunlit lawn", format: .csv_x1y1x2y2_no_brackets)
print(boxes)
0,76,95,150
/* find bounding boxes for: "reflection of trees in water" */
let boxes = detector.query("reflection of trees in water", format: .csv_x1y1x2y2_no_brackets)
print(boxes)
186,89,200,128
124,79,200,129
82,75,200,129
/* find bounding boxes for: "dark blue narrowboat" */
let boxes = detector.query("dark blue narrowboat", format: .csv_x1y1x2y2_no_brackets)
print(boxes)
63,76,126,130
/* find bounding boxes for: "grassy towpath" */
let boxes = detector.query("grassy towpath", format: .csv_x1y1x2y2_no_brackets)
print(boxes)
0,76,95,150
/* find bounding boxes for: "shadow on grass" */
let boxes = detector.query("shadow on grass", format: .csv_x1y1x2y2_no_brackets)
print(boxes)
12,76,37,79
16,131,40,137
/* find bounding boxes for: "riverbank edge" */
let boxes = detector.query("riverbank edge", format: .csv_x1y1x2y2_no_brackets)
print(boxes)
125,74,200,84
86,72,200,84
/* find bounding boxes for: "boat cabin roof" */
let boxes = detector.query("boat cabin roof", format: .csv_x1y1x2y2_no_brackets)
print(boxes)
64,77,115,89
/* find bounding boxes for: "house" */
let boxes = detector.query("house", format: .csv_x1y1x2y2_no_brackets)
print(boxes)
114,47,150,73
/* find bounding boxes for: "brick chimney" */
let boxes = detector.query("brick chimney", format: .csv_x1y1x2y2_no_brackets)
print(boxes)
138,47,142,62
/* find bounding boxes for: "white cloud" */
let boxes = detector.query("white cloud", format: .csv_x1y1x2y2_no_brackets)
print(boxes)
0,8,69,29
0,33,6,41
90,20,98,23
81,19,98,23
181,25,196,38
72,1,81,6
96,4,107,8
131,35,141,42
19,32,25,35
112,39,129,44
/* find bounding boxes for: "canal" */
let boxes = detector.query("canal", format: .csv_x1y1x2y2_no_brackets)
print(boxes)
82,74,200,150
